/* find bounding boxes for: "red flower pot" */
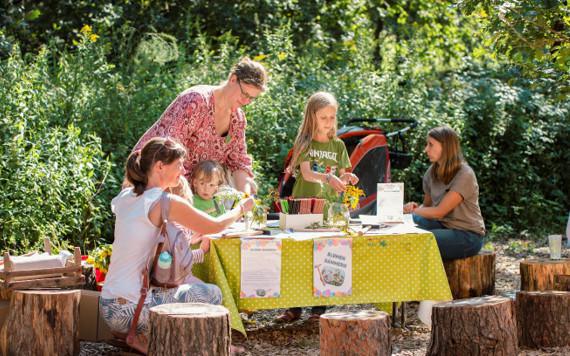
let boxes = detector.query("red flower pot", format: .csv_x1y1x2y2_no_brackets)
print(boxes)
95,268,106,291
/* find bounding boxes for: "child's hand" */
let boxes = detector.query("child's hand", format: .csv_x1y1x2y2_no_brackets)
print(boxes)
200,237,211,254
340,173,359,185
328,174,347,193
238,197,255,213
403,202,419,213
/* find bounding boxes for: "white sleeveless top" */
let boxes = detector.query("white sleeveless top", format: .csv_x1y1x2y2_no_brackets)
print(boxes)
101,187,163,302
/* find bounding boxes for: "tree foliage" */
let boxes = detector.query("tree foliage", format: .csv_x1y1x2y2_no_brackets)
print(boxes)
0,1,568,252
458,0,570,90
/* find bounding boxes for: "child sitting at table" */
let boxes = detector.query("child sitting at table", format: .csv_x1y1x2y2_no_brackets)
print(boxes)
190,160,227,217
403,126,485,260
277,91,359,323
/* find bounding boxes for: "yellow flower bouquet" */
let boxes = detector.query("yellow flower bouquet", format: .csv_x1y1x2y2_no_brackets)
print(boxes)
86,244,112,274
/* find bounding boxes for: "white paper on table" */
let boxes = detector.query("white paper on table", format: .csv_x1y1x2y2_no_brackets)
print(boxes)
377,183,404,223
240,239,282,298
313,238,352,297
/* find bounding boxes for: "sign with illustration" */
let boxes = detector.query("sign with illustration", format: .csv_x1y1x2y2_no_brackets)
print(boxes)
240,239,282,298
313,238,352,297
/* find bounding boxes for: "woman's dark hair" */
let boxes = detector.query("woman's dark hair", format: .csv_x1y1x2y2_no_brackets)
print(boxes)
229,57,268,91
126,137,187,195
428,126,464,185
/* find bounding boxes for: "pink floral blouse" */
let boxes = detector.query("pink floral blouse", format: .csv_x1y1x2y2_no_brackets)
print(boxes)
134,85,253,178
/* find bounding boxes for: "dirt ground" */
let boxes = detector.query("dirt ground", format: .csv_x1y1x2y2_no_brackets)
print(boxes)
80,241,570,355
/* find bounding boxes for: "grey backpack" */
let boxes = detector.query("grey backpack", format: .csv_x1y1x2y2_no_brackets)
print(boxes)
150,192,195,287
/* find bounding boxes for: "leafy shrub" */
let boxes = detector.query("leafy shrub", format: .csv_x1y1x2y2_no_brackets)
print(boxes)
1,14,568,253
0,44,112,253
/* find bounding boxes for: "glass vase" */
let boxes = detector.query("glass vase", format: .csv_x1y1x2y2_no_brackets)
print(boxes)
252,211,267,229
327,202,350,228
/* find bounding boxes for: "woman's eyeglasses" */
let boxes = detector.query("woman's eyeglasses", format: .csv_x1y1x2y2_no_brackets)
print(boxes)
237,79,257,101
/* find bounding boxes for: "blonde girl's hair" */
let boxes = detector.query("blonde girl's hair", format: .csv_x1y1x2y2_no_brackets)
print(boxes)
428,126,465,185
190,160,226,193
288,92,338,171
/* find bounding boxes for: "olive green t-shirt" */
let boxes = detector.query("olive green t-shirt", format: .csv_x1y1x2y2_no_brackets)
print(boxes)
193,195,225,217
291,138,351,198
422,163,486,236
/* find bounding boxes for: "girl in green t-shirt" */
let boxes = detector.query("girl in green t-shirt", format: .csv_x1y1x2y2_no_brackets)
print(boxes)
288,91,359,199
277,92,359,323
190,160,226,217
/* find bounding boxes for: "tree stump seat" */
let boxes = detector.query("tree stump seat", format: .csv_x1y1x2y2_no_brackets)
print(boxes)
0,289,81,355
516,291,570,348
443,251,496,299
554,274,570,291
427,295,518,356
148,303,231,356
520,258,570,291
320,310,391,356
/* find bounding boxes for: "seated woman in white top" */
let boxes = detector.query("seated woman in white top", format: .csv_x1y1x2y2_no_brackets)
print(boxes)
100,137,253,353
404,126,485,260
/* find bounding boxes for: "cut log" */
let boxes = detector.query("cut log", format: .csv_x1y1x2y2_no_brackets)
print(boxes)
0,289,81,356
443,251,496,299
520,258,570,291
148,303,230,356
554,274,570,291
516,291,570,348
320,310,390,356
427,295,518,356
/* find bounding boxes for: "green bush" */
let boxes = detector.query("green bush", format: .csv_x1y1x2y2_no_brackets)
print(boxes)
0,17,568,253
0,44,112,253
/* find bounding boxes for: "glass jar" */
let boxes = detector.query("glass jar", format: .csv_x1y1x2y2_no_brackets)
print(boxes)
252,210,267,229
327,202,350,228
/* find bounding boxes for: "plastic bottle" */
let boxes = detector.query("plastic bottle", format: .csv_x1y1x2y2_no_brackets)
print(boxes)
155,251,172,283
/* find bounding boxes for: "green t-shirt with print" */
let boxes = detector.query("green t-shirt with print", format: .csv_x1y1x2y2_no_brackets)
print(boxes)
193,195,226,217
291,138,351,198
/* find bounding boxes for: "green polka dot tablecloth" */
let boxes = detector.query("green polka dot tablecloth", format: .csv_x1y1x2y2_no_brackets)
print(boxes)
193,232,452,336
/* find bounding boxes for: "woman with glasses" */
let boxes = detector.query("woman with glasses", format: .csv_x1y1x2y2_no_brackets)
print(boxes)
133,57,267,195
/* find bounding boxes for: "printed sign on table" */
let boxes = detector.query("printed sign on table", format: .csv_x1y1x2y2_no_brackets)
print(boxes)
240,239,282,298
313,238,352,297
377,182,404,223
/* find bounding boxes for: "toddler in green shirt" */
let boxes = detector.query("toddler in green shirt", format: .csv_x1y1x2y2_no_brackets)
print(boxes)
190,160,226,217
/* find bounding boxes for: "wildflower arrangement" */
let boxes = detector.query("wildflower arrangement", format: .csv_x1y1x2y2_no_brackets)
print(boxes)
319,183,364,210
252,198,268,226
214,186,245,209
214,186,268,227
319,184,364,229
343,185,365,210
86,244,112,273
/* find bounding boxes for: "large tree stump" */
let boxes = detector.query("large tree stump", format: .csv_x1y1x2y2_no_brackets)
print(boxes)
516,291,570,348
427,295,518,356
443,251,496,299
520,258,570,291
554,274,570,291
148,303,230,356
320,310,391,356
0,289,81,356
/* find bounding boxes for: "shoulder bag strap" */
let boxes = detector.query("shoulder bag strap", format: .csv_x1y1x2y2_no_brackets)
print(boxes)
126,191,170,347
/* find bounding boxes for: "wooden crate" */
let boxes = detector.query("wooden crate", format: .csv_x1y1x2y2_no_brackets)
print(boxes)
0,239,85,299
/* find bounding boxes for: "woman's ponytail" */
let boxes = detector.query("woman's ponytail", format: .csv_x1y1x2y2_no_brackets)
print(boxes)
126,150,147,195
